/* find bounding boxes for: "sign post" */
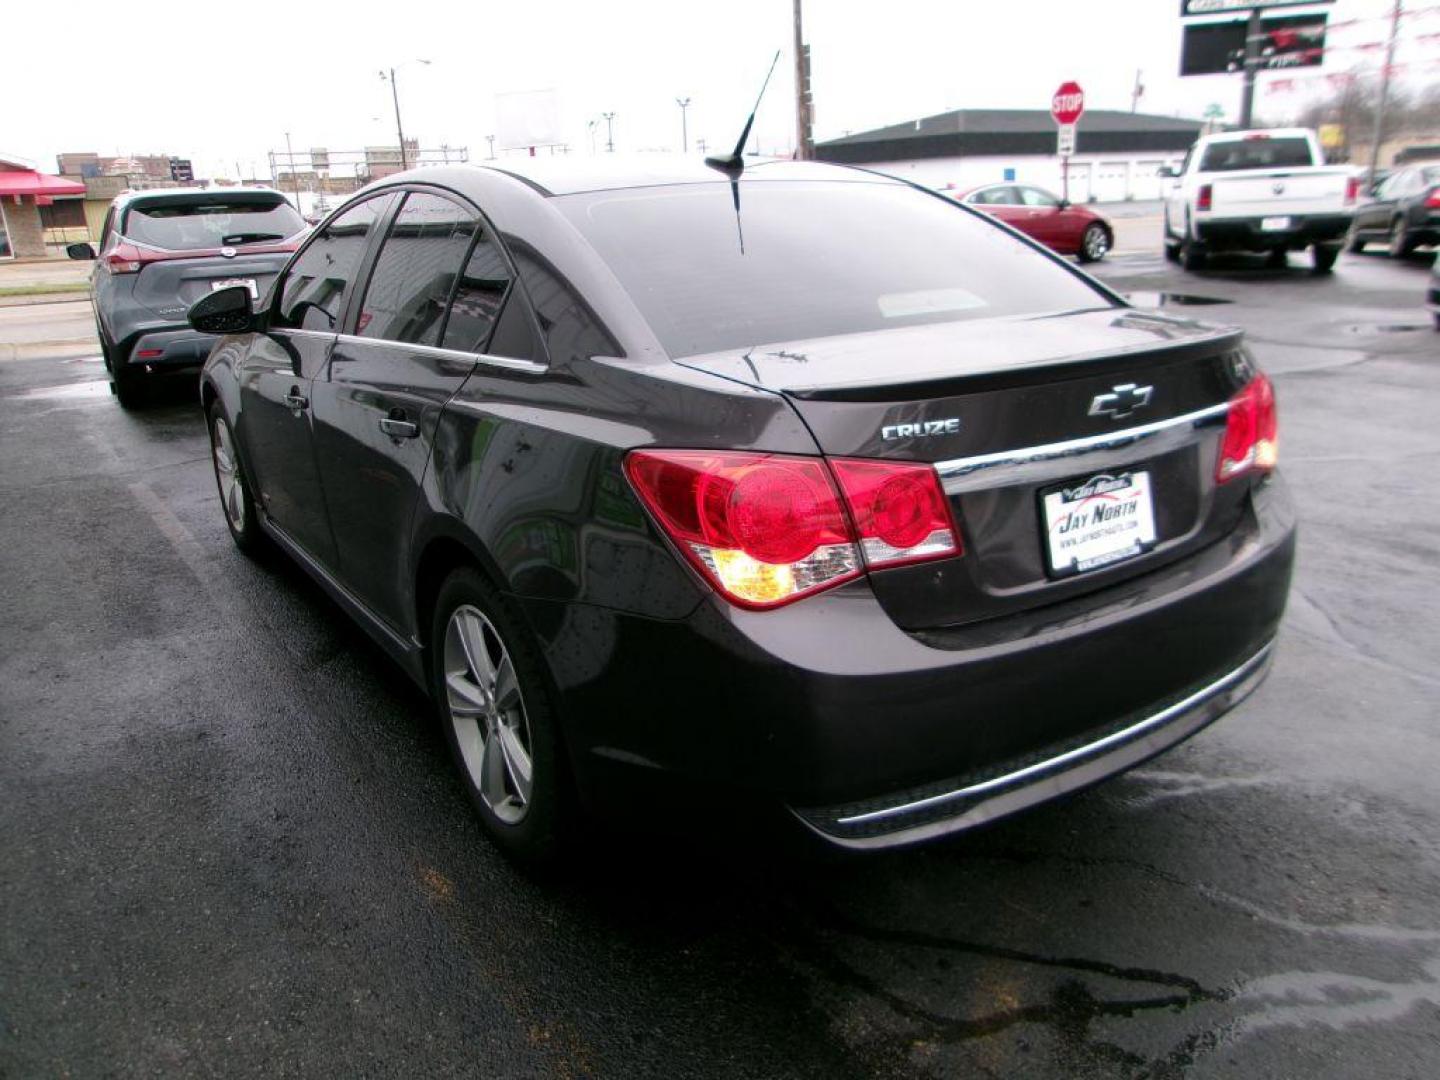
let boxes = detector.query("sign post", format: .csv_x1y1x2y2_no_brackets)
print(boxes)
1051,81,1085,203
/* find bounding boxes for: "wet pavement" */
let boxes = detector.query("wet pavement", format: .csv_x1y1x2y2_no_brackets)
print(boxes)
2,249,1438,1078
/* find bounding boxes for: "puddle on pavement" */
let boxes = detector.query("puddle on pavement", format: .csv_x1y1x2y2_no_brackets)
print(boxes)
10,379,111,402
1125,291,1233,307
61,355,104,365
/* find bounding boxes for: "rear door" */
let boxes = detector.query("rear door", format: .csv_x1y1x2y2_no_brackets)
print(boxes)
1355,171,1403,234
311,189,506,631
237,193,398,568
966,186,1030,231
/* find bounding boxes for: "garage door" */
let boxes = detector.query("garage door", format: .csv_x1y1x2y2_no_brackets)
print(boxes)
1093,161,1129,202
1132,161,1171,201
1062,161,1092,203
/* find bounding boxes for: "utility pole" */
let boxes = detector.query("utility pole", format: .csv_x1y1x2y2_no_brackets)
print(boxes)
696,138,707,155
602,112,616,152
1367,0,1403,187
386,69,408,169
1130,69,1145,114
792,0,814,159
1238,7,1262,130
486,135,496,160
676,97,692,153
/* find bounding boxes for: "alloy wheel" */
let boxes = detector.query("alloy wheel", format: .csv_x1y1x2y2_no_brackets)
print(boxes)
444,604,533,824
211,417,247,531
1083,225,1109,261
1388,220,1408,258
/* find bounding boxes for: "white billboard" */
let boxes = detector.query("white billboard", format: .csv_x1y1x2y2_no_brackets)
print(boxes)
496,90,562,150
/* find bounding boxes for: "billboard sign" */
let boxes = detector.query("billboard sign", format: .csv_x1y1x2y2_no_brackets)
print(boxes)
1181,0,1332,14
168,158,194,182
1180,14,1327,76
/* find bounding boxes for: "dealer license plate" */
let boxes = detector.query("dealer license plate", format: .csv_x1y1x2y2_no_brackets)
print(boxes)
1042,471,1157,577
212,277,258,300
1260,216,1292,232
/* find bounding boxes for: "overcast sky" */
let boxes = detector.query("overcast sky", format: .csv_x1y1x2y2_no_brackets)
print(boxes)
4,0,1433,180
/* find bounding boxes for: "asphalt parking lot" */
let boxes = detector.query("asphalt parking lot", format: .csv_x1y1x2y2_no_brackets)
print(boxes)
2,248,1438,1078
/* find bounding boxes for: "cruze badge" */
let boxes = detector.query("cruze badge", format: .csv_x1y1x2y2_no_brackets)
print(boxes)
1088,383,1153,420
881,418,961,441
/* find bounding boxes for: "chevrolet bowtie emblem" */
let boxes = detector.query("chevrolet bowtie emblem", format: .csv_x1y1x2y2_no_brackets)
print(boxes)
1088,383,1154,420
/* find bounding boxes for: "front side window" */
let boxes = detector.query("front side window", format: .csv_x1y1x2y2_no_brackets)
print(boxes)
123,195,305,251
357,193,477,346
1019,187,1060,208
276,194,396,333
557,180,1108,358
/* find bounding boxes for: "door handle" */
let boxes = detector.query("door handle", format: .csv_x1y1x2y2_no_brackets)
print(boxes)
379,415,419,439
284,388,308,412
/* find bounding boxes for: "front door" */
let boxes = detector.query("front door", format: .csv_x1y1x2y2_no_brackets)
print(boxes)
311,190,509,632
239,192,398,568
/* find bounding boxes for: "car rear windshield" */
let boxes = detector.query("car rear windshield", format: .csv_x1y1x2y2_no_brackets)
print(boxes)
1199,137,1314,172
123,197,304,251
555,180,1111,358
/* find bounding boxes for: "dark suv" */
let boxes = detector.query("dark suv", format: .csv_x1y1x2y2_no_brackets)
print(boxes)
72,189,305,406
191,159,1296,864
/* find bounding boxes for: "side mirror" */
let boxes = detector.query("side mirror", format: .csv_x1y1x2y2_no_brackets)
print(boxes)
1056,199,1071,210
187,285,259,335
66,242,96,260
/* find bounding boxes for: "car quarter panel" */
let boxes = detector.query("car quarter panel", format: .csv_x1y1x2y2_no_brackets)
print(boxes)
417,355,822,632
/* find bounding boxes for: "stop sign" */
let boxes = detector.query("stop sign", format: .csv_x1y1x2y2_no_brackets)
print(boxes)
1051,81,1085,126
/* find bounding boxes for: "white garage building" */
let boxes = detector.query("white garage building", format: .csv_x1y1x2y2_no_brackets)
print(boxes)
816,109,1206,204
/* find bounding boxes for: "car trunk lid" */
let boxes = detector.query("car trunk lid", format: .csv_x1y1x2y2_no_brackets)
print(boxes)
676,308,1253,631
132,248,295,322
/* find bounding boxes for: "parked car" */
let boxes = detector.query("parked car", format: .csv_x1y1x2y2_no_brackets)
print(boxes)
1348,163,1440,257
70,188,307,407
1161,128,1359,272
191,159,1295,863
957,183,1113,262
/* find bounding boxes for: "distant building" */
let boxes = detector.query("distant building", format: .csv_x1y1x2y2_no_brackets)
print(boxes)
363,140,421,181
0,154,86,258
58,150,201,191
816,109,1206,203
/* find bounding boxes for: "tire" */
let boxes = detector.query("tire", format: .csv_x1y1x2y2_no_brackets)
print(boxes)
1266,247,1288,269
1164,241,1181,263
1180,237,1208,271
1311,242,1341,274
1347,229,1367,254
431,567,571,867
111,360,147,409
207,401,264,554
1077,223,1110,263
1388,219,1415,258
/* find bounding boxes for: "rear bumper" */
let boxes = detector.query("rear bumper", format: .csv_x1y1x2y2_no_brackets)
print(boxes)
525,475,1296,847
117,326,217,369
1197,213,1351,251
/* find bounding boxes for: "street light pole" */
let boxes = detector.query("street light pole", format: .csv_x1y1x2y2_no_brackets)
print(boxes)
284,131,301,213
676,97,691,153
602,112,616,152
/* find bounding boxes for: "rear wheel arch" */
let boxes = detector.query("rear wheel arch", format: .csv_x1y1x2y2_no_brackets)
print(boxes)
413,530,510,655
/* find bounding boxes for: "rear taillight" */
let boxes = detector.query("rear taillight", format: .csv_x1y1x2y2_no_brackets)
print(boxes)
1216,374,1278,484
624,450,961,609
1345,176,1362,205
104,243,144,274
1196,184,1213,212
1426,188,1440,209
828,458,961,569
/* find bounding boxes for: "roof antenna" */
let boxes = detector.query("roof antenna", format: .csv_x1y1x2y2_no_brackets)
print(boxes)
705,50,782,174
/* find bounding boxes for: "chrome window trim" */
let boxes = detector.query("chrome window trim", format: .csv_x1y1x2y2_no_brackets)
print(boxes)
835,640,1274,828
332,332,547,375
934,401,1231,485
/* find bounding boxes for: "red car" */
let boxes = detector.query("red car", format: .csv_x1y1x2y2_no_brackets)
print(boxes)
958,183,1113,262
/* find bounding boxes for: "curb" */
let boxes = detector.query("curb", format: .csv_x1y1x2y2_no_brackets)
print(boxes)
0,341,99,362
0,294,92,308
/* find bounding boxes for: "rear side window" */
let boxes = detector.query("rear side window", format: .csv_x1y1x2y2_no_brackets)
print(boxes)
123,197,305,251
276,194,396,332
1198,138,1314,172
357,193,476,346
557,180,1107,358
971,187,1018,206
439,230,512,353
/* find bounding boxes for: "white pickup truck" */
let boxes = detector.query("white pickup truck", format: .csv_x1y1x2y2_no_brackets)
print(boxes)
1161,128,1360,273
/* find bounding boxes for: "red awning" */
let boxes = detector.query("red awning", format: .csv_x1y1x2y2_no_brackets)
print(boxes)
0,170,87,198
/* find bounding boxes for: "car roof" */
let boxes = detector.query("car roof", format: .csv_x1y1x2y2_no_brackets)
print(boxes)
1201,128,1314,144
461,155,896,196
